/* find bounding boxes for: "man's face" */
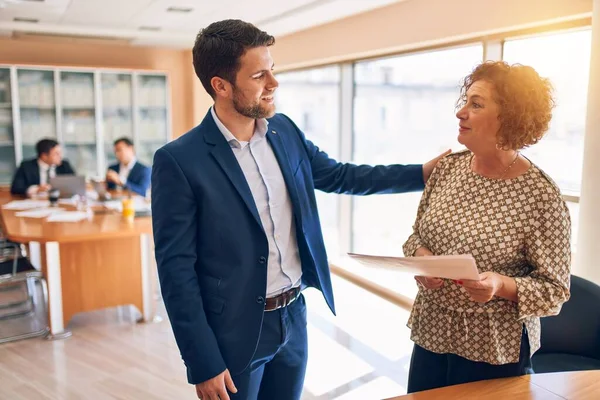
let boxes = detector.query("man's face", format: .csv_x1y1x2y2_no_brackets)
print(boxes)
114,142,134,164
229,46,278,119
41,145,63,166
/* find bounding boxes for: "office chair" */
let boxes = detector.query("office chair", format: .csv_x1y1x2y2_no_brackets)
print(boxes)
0,237,49,343
532,275,600,373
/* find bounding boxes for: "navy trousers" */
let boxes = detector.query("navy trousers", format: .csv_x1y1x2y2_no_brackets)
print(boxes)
407,327,534,393
230,293,308,400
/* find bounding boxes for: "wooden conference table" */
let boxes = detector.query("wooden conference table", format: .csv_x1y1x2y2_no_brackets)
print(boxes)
0,191,156,338
388,370,600,399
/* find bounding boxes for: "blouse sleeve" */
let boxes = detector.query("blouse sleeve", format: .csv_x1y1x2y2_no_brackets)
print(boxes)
402,155,447,256
515,194,571,320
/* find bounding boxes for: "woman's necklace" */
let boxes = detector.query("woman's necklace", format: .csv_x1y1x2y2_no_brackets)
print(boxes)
472,152,520,179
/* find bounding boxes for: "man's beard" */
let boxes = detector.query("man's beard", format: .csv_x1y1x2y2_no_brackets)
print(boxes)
232,87,274,119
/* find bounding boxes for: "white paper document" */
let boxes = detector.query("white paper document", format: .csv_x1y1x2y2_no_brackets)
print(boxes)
102,197,150,212
46,211,90,222
15,208,66,218
2,200,50,210
347,253,481,281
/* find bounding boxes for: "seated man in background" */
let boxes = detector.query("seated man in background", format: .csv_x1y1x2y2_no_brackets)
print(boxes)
11,138,75,196
106,137,151,196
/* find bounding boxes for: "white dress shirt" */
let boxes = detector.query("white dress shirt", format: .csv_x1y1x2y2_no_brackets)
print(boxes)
118,158,137,186
26,159,56,196
211,107,302,298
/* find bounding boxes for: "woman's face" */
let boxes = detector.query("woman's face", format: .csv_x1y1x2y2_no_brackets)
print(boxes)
455,80,501,152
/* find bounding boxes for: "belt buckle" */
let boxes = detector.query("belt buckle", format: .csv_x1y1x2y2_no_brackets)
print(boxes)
265,287,299,312
285,287,299,307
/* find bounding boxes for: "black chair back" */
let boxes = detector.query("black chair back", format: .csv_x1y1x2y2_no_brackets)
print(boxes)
537,275,600,360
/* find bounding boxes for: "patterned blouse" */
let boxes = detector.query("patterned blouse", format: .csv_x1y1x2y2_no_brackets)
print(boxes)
403,150,571,365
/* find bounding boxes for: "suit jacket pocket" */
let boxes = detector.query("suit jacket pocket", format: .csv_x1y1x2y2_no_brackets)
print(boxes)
203,295,225,315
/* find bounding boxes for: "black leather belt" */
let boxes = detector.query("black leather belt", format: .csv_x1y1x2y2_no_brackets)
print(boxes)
265,286,301,312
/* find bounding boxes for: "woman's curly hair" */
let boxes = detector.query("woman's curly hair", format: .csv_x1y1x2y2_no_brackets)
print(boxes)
457,61,555,150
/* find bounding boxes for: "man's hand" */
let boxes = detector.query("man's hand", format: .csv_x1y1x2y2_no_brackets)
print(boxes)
106,170,122,185
413,247,444,289
422,149,451,183
38,183,51,193
195,369,237,400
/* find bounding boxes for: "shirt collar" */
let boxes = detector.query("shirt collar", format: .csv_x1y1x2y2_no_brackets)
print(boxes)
210,106,269,149
121,158,137,170
37,159,52,170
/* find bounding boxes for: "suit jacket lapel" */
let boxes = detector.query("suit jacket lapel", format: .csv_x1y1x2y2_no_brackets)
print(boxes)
266,127,302,224
202,114,263,231
129,162,139,181
30,161,40,185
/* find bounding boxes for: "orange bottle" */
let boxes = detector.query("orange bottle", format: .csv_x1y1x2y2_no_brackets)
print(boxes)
122,192,135,221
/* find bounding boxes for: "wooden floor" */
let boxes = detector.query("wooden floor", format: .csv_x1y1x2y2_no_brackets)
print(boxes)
0,304,195,400
0,275,416,400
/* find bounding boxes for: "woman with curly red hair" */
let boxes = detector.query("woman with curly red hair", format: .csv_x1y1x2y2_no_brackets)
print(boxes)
403,61,572,392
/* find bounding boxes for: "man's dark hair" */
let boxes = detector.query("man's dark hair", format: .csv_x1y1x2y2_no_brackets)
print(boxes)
114,137,134,147
192,19,275,98
36,138,59,158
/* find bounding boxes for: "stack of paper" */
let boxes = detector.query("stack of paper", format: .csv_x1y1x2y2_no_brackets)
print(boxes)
46,211,90,223
15,208,65,218
347,253,481,281
2,200,50,210
102,197,150,212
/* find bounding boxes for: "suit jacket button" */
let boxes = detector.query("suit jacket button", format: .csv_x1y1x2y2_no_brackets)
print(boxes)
256,296,265,304
259,256,267,264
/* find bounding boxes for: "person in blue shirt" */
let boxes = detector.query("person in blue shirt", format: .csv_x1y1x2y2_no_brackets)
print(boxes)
106,137,151,196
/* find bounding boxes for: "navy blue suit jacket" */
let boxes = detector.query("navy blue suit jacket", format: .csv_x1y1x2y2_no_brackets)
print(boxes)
151,110,425,384
10,158,75,195
107,161,151,196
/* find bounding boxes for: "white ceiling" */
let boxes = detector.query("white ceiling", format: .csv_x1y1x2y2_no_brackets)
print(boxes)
0,0,407,48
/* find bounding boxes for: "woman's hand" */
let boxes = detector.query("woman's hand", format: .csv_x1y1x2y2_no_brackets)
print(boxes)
413,247,444,289
415,276,444,289
414,247,433,257
460,272,516,303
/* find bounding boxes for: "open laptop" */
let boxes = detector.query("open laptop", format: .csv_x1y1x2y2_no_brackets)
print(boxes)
49,175,86,198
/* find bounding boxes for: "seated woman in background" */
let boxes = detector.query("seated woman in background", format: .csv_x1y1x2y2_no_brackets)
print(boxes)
402,61,572,393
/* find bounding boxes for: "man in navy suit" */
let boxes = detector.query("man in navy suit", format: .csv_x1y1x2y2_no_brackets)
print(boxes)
106,137,151,196
152,19,447,400
11,138,76,196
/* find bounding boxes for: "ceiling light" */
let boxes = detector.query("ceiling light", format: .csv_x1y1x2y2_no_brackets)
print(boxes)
139,26,161,31
167,6,193,13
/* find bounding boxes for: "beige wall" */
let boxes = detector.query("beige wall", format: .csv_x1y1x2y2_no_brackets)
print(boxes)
0,38,196,138
271,0,592,69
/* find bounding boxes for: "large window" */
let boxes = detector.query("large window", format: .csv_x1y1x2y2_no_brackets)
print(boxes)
275,66,341,255
347,44,483,297
352,44,483,256
503,29,591,195
503,28,591,250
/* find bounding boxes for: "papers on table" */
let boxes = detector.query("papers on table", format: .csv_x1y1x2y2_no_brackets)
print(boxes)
2,200,50,210
102,197,150,213
15,208,66,218
57,198,77,206
347,253,480,281
46,211,90,222
10,205,91,222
